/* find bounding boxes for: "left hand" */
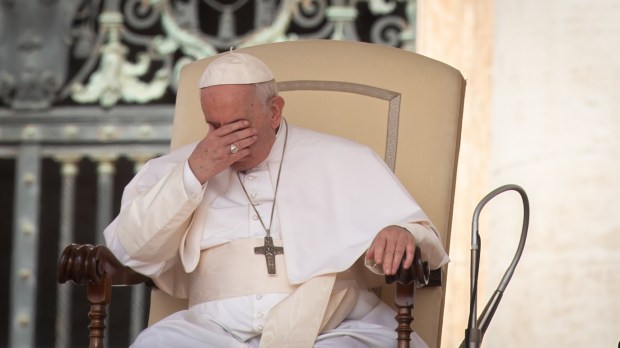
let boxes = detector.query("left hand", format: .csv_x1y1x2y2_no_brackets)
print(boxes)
366,226,416,275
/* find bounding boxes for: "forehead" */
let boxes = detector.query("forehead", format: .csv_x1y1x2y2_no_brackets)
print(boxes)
201,84,261,123
202,84,256,102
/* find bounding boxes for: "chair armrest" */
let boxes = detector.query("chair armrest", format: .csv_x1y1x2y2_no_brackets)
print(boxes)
58,243,150,286
384,246,431,290
57,244,150,348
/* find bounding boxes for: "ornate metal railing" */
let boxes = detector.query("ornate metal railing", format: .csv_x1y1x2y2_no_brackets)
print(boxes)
0,106,171,347
0,0,417,346
0,0,416,110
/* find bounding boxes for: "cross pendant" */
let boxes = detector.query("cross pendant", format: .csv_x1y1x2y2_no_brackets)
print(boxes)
254,236,284,274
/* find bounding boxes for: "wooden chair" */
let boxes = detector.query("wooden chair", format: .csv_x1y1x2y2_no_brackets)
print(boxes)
58,39,465,348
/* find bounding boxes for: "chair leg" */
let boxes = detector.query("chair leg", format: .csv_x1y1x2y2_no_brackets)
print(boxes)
86,273,111,348
395,305,413,348
395,282,415,348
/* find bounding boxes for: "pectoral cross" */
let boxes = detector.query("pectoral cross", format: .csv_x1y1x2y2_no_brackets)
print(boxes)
255,236,284,274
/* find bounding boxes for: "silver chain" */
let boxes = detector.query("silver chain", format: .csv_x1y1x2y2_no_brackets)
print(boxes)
236,119,289,238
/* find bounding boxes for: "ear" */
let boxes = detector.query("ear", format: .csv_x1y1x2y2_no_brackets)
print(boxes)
269,95,285,129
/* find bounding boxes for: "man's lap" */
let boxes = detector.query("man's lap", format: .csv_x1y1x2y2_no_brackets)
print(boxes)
131,295,428,348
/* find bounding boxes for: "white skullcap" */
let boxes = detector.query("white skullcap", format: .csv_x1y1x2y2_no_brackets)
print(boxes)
198,51,274,88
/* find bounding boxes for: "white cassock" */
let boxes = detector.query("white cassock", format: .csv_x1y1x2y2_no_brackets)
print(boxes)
104,120,449,347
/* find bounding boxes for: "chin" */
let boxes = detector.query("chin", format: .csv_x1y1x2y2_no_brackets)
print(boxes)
232,152,268,172
231,160,255,172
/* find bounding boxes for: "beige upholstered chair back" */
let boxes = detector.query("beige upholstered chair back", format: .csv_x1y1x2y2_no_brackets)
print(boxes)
149,40,465,347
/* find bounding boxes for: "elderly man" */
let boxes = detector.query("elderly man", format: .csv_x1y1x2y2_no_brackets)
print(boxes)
104,51,449,347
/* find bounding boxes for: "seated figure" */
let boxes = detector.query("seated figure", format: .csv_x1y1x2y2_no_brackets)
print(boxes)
104,51,449,347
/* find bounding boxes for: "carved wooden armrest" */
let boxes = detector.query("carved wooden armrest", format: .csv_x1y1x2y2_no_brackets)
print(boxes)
385,246,434,348
57,243,150,348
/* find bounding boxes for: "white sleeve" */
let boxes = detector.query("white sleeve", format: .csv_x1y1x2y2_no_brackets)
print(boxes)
397,221,450,269
105,223,169,277
182,160,206,199
103,160,206,277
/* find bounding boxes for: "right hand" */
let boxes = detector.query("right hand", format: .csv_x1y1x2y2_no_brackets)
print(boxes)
188,120,258,184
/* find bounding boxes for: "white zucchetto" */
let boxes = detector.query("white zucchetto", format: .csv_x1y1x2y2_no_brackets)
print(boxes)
198,51,274,88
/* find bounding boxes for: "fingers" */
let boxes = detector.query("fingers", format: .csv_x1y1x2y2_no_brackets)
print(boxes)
188,120,258,183
402,236,415,270
389,236,408,275
367,235,386,265
212,119,251,136
204,121,256,155
229,133,258,153
367,227,416,275
214,121,257,149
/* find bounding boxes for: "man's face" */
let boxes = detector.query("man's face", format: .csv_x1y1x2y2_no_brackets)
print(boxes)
200,84,283,171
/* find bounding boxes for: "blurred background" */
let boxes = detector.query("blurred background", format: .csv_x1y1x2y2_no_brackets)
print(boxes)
0,0,618,347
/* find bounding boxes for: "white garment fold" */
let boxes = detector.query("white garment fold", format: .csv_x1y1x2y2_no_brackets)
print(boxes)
104,121,447,347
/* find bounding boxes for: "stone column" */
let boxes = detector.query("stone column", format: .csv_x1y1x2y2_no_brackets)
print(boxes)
486,1,620,347
55,157,79,348
421,1,620,346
